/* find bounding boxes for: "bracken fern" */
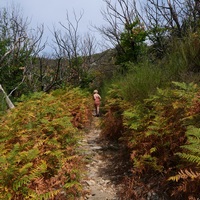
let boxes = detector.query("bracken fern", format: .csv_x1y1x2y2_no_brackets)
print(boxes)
169,125,200,199
0,87,92,199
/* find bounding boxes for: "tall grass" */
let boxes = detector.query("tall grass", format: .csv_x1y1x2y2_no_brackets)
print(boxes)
103,61,176,104
163,33,200,82
120,62,164,102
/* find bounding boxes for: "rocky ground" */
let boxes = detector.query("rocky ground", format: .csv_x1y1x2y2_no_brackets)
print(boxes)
78,117,131,200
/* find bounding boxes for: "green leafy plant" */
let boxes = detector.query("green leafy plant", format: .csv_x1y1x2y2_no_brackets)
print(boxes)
168,125,200,199
117,19,147,66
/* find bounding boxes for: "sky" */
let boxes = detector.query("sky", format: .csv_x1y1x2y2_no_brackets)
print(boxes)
1,0,107,54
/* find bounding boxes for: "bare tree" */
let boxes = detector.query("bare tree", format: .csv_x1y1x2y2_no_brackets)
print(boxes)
143,0,200,39
0,84,15,109
130,0,200,59
33,56,64,92
95,0,139,49
80,33,98,73
52,10,84,85
52,9,100,87
0,4,45,97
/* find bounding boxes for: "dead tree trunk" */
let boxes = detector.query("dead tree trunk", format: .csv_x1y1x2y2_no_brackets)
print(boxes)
0,84,15,109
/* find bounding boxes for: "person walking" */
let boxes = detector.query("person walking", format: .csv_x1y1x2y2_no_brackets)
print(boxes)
93,90,101,117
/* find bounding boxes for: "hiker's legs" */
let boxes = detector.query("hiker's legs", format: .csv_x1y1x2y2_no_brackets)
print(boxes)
94,102,100,116
96,105,100,116
94,104,97,115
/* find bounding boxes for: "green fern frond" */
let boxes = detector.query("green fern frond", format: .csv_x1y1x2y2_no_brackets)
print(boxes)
28,160,47,180
26,189,60,200
13,175,31,191
176,152,200,165
181,144,200,153
172,81,197,91
186,136,200,145
19,162,33,174
177,126,200,165
63,180,80,189
46,138,61,147
20,148,40,161
172,81,188,90
49,150,64,159
186,126,200,139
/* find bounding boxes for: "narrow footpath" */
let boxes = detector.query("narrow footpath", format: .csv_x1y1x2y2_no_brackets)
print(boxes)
79,116,131,200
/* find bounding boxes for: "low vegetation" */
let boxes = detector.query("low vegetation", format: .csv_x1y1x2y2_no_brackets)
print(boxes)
0,87,92,199
101,80,200,199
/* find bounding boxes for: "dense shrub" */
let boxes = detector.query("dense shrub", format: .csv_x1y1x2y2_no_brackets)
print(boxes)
102,81,200,199
0,87,92,199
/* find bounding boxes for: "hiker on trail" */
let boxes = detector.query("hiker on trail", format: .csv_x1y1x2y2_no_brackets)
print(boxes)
93,90,101,117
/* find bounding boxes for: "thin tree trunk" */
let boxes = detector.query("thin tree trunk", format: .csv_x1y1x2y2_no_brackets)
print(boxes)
0,84,15,109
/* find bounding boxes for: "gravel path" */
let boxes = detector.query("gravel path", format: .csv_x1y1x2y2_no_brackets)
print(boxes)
78,117,131,200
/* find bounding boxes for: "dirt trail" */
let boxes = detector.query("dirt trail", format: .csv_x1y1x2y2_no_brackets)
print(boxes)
79,117,131,200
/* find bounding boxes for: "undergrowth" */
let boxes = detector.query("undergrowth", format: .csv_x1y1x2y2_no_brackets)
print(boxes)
0,87,92,200
102,81,200,199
